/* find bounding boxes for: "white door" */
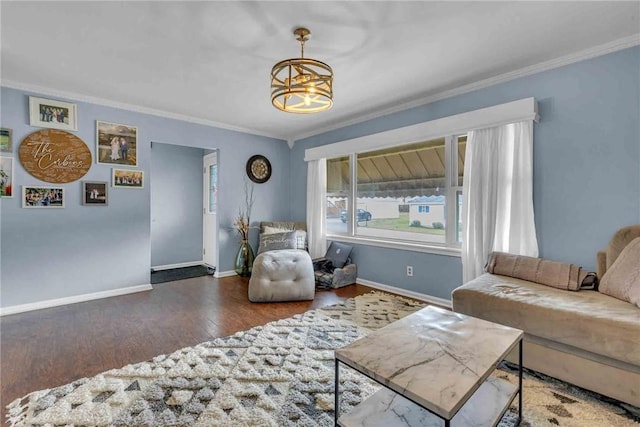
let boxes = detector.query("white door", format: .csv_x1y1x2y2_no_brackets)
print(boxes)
203,152,218,273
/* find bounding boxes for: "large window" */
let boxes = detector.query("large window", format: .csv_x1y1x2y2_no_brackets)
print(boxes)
326,135,465,248
307,98,538,255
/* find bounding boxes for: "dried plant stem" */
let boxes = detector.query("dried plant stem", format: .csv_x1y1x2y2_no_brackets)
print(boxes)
233,178,256,241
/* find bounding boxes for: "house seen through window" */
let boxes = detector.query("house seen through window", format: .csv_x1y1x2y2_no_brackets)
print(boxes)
326,135,465,247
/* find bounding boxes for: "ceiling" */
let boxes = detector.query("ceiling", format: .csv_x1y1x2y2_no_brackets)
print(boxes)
1,2,639,143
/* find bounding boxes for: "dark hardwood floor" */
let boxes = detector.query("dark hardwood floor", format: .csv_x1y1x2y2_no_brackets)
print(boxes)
0,276,375,424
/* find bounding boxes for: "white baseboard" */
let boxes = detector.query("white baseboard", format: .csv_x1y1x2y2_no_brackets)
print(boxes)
0,284,153,316
151,260,204,271
356,277,452,309
216,270,237,278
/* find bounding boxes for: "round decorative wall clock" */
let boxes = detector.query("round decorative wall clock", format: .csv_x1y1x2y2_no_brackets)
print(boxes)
19,129,92,183
246,155,272,183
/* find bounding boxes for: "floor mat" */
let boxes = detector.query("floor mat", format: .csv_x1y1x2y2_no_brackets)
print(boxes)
150,265,212,284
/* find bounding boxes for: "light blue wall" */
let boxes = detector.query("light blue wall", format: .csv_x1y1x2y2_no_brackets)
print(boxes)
2,47,638,308
0,86,290,307
291,46,640,300
150,142,205,267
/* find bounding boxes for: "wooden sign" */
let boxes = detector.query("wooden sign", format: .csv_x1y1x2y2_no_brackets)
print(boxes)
19,129,92,183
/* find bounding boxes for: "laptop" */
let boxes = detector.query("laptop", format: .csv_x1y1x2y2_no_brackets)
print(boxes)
324,241,353,268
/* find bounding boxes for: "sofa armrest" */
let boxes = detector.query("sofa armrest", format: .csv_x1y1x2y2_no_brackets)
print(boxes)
597,251,607,279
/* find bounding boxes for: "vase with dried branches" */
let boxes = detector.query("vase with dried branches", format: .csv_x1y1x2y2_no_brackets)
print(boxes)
233,179,256,277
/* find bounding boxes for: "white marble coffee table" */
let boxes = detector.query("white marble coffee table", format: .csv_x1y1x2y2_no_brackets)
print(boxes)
334,305,523,426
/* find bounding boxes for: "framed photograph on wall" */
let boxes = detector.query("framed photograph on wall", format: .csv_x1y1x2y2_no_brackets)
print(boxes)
29,96,78,131
0,128,12,152
22,185,65,208
96,121,138,166
0,156,14,197
82,181,108,205
112,168,144,189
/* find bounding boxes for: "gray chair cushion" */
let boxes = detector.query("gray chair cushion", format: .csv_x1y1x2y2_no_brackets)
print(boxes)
248,249,315,302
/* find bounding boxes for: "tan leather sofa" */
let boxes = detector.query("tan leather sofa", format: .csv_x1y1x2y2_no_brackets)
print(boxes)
452,226,640,407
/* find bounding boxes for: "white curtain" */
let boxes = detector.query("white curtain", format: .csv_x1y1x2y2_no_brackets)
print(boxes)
306,159,327,258
462,121,538,282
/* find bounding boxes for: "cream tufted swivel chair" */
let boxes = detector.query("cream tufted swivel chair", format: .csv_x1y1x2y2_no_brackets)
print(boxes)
248,222,315,302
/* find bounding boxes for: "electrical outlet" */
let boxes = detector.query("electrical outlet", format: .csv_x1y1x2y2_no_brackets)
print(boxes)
406,265,413,277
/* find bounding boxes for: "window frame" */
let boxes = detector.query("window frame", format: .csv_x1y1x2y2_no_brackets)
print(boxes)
307,98,539,258
328,135,462,254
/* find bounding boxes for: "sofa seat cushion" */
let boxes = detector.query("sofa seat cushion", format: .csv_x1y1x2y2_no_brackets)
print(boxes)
452,273,640,366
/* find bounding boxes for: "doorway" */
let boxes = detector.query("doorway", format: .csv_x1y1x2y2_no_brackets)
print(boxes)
150,143,218,282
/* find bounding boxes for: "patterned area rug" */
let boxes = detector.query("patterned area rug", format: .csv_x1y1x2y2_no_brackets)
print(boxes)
7,292,639,426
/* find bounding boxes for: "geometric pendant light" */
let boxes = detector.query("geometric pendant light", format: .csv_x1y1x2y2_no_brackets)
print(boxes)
270,27,333,113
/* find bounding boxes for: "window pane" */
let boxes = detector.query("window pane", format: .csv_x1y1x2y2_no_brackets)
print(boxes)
355,139,446,244
209,164,217,214
457,135,466,186
326,156,349,235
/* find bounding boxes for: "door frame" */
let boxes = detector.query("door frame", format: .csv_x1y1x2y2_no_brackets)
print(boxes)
202,151,219,275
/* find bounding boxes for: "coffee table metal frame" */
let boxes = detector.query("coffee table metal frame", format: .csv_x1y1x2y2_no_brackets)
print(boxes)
334,315,523,427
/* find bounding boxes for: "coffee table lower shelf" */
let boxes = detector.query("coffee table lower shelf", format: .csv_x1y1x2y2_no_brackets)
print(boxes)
338,376,518,427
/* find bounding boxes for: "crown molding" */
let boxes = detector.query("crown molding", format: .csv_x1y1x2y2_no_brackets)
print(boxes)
0,79,288,143
3,34,638,147
291,34,640,143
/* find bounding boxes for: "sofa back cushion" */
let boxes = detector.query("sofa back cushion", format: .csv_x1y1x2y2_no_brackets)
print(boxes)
485,251,594,291
604,225,640,273
599,237,640,308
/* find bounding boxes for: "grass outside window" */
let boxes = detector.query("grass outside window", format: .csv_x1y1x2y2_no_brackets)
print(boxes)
362,212,446,235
